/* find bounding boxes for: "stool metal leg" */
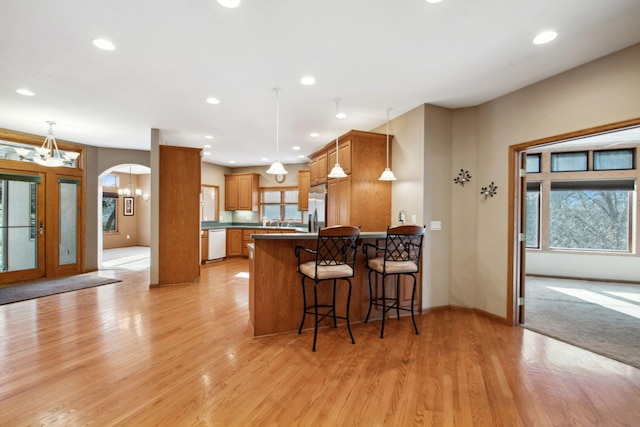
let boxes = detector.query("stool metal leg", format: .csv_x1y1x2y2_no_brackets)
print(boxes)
380,274,386,338
410,274,419,335
345,279,355,344
298,277,307,334
312,283,319,352
364,270,374,323
332,280,337,328
395,275,401,320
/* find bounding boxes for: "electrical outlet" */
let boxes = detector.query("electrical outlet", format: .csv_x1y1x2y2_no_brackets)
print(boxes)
126,234,130,239
411,214,417,224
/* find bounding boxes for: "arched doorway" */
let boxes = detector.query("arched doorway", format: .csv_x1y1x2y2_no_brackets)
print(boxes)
98,164,151,271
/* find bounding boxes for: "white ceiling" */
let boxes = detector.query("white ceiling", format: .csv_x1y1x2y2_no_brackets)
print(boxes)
2,0,640,168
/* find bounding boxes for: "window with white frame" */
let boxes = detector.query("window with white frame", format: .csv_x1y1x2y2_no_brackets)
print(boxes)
260,187,302,223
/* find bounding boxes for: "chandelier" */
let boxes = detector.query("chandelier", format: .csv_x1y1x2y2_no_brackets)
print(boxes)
29,121,80,167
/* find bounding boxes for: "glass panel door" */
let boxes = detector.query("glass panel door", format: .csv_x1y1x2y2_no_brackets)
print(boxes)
59,179,79,265
0,171,45,283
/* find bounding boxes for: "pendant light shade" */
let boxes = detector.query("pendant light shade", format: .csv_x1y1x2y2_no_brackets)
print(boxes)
327,98,347,179
266,88,288,175
378,108,397,181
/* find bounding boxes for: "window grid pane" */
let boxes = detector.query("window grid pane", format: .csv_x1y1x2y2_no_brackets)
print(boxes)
550,152,588,172
525,190,540,248
262,191,281,203
549,189,630,251
283,190,298,203
526,154,541,173
593,149,634,171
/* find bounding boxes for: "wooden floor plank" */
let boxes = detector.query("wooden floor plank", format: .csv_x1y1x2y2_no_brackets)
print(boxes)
1,258,639,426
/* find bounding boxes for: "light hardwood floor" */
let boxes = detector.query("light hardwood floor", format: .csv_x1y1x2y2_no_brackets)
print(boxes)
1,257,639,426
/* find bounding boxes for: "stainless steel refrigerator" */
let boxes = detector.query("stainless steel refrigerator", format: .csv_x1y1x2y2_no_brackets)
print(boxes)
308,184,327,232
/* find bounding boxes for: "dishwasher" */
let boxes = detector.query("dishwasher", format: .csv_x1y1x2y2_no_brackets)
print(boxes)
207,229,227,261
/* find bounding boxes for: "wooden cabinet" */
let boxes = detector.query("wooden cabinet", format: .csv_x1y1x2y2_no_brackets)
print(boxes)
225,173,260,211
226,229,243,256
327,176,351,227
225,228,298,257
324,130,391,231
201,230,208,263
327,139,352,175
309,150,327,185
158,145,202,285
297,170,310,211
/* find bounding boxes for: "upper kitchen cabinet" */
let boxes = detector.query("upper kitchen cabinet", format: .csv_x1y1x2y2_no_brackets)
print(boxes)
297,170,310,211
325,130,391,231
309,149,327,186
225,173,260,211
327,139,352,175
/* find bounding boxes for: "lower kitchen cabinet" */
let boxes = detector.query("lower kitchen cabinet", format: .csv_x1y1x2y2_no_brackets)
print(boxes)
226,229,243,257
201,230,208,263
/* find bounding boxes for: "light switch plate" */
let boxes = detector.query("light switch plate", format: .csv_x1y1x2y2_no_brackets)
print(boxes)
430,221,441,231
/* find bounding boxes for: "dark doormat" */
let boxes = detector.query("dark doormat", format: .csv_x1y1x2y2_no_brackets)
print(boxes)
0,274,122,305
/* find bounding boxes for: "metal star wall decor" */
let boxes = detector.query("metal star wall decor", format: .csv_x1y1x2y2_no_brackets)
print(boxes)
453,169,472,186
481,182,498,199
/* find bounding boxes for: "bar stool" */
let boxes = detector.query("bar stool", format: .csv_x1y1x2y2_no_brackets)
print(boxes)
363,225,425,338
295,225,360,351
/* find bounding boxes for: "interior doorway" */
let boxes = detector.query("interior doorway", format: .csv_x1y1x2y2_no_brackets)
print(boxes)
510,120,640,333
98,164,151,271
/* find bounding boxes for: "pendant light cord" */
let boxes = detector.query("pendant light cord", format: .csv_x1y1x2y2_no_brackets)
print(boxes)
335,98,340,163
275,88,280,161
386,108,391,168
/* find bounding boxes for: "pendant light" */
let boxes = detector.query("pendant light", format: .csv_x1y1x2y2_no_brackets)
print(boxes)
378,108,397,181
33,121,65,167
327,98,347,179
266,88,288,176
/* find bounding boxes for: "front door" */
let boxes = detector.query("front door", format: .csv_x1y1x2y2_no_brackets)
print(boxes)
0,171,46,283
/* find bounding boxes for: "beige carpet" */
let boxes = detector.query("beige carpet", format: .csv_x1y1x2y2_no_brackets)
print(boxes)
0,274,121,305
523,276,640,369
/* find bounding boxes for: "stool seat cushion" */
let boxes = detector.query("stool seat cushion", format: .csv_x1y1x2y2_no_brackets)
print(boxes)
367,257,418,274
300,261,354,280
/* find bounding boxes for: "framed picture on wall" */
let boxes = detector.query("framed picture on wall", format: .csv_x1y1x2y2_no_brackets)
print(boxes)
123,196,134,216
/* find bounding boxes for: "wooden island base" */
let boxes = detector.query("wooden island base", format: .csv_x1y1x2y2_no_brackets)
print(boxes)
248,232,421,337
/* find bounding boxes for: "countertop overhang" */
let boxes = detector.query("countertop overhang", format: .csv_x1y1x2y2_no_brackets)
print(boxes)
251,231,387,240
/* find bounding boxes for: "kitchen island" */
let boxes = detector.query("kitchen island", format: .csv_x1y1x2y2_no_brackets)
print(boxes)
248,232,422,337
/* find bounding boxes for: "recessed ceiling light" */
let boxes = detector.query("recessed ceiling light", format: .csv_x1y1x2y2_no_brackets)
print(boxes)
16,89,35,96
206,97,220,104
310,132,319,137
229,160,236,164
204,144,212,148
261,158,269,162
92,38,115,51
533,31,557,45
217,0,240,8
300,76,316,85
336,113,346,119
298,155,306,159
203,152,212,156
425,0,443,3
292,146,300,150
204,135,214,139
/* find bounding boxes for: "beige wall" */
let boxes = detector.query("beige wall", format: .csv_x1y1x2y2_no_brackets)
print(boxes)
455,43,640,318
